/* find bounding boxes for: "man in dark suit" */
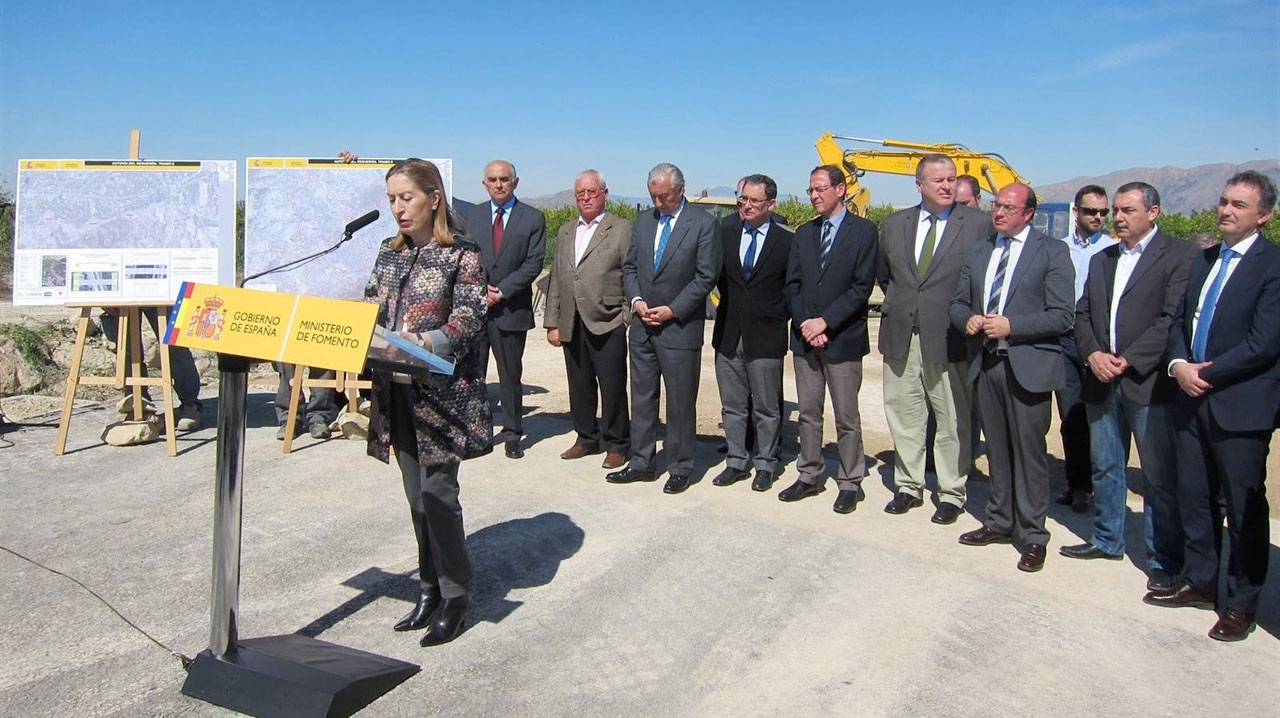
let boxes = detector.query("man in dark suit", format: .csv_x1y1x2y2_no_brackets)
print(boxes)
544,169,632,470
711,174,794,492
608,163,721,494
951,183,1075,573
1060,183,1194,597
1151,171,1280,642
465,160,547,459
878,155,993,524
778,165,878,514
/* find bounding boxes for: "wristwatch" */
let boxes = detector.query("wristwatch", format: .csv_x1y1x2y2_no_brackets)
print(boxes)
415,333,425,348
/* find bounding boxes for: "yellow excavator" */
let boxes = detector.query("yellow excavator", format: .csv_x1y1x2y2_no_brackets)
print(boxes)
814,132,1072,238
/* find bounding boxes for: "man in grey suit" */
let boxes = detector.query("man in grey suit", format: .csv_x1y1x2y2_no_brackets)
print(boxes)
878,154,993,524
778,165,879,514
465,159,547,459
544,169,632,471
607,163,721,494
1060,182,1194,598
951,183,1075,573
711,174,794,492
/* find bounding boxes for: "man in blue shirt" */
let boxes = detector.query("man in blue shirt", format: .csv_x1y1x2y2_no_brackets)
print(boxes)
1055,185,1116,511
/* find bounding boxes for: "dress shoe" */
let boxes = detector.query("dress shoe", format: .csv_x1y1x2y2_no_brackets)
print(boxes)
884,491,924,515
1054,488,1092,513
601,452,627,470
751,470,775,492
420,595,470,647
504,439,524,459
1059,543,1123,561
1142,583,1216,610
560,444,600,460
605,466,656,484
832,489,861,514
176,402,202,432
958,526,1012,546
1208,610,1256,642
930,502,963,525
1145,569,1176,594
1018,543,1047,572
777,479,824,502
308,420,332,440
393,590,441,632
712,467,751,487
275,422,302,441
663,473,692,494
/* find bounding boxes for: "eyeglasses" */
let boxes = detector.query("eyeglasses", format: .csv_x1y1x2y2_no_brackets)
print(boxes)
736,196,770,207
575,189,604,199
1077,207,1109,217
806,185,834,195
991,202,1030,213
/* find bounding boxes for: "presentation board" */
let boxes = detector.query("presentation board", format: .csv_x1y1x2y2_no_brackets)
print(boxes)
244,157,453,299
12,159,237,306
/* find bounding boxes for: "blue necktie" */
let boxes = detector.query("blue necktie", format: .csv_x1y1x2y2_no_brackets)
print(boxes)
820,221,834,267
654,215,673,271
986,238,1011,315
742,228,759,279
1191,247,1236,362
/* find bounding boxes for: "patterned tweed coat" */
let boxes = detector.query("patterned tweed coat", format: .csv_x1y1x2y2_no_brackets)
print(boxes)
364,234,492,466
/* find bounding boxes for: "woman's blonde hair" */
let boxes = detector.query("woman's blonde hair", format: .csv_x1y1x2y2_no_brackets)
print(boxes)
387,158,458,250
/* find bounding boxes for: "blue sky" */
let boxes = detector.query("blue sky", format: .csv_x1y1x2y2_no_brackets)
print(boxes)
2,0,1277,207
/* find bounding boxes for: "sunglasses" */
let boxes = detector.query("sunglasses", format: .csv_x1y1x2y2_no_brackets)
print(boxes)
1078,207,1109,217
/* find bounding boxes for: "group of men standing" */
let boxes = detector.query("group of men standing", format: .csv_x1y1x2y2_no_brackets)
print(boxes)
470,154,1277,643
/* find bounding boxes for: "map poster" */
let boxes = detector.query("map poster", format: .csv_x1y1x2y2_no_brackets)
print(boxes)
243,157,453,300
12,159,237,306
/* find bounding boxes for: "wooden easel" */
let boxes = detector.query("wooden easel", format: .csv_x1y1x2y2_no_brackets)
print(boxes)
280,367,370,453
55,302,178,455
53,131,179,456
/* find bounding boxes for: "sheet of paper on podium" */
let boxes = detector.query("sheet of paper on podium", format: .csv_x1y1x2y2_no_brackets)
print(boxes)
164,282,377,374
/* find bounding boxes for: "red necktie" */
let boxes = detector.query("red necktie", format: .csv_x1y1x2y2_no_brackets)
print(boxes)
493,207,505,257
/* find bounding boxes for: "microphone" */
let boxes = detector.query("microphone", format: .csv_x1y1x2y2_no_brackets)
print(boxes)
344,209,380,236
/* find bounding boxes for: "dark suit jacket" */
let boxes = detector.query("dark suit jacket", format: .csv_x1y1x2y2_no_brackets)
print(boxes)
785,213,879,362
544,212,632,342
713,220,794,359
878,204,993,362
623,202,722,349
950,228,1075,393
464,199,547,332
1075,230,1195,405
1167,238,1280,432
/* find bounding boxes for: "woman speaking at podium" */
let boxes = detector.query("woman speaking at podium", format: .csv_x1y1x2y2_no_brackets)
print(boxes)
358,155,492,647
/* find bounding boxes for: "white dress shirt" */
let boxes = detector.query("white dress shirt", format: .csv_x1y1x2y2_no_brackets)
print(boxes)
1109,227,1156,351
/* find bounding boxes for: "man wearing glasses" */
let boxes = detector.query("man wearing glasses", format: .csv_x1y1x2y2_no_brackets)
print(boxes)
1054,185,1117,512
952,183,1074,573
465,160,547,459
710,174,794,492
878,155,993,524
544,170,632,471
778,165,878,514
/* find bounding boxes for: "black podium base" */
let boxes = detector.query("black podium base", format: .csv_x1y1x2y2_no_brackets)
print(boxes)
181,634,419,718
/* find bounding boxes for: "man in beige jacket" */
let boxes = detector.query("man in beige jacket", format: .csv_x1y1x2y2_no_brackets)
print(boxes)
545,169,632,469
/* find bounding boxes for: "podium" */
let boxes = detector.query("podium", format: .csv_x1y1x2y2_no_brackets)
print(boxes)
166,284,450,718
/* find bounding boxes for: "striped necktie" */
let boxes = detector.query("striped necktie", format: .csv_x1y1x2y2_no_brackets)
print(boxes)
820,221,834,267
986,238,1011,315
654,215,673,271
743,228,759,279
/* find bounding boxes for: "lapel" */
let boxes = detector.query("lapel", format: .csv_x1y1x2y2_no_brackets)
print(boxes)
638,209,659,275
1119,231,1165,298
749,222,783,282
973,238,996,301
654,208,694,275
727,221,747,281
1100,244,1119,307
1005,231,1041,301
902,208,923,281
576,213,613,268
1216,239,1262,307
819,218,854,280
473,202,495,264
923,207,965,282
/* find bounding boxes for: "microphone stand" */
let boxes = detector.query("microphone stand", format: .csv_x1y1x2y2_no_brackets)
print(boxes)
240,230,357,287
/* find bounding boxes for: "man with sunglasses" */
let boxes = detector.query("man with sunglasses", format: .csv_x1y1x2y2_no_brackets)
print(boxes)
1054,186,1117,512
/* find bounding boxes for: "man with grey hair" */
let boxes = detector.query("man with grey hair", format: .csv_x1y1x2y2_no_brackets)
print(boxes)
545,169,632,470
1061,182,1194,601
878,154,993,524
465,159,547,459
608,163,721,494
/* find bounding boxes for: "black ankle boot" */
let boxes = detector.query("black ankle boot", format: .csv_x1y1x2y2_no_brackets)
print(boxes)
420,595,471,646
394,590,441,632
